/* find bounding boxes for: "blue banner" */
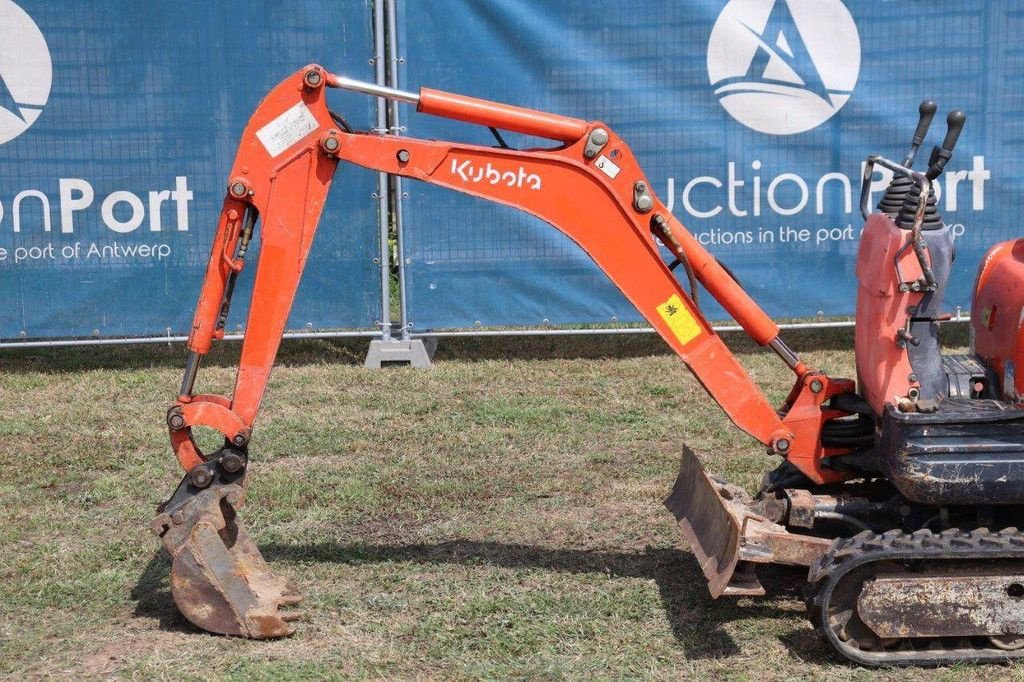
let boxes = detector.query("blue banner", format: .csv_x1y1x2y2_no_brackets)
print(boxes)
397,0,1018,328
0,0,381,340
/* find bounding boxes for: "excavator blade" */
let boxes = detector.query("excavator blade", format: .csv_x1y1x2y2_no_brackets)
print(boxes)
152,482,302,638
664,446,756,597
665,446,832,598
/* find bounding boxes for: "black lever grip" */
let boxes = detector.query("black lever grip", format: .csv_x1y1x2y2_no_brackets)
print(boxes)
927,110,967,179
903,99,937,167
941,110,966,152
913,100,938,146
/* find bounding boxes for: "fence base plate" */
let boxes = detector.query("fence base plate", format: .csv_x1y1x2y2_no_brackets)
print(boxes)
364,337,436,368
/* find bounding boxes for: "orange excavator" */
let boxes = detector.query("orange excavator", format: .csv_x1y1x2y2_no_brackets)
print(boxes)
152,66,1024,666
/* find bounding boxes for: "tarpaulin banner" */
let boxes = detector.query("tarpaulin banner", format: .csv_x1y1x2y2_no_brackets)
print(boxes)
396,0,1016,328
0,0,381,340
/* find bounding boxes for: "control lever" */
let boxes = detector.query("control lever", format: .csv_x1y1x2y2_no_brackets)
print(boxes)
902,99,937,168
926,110,967,179
897,328,921,348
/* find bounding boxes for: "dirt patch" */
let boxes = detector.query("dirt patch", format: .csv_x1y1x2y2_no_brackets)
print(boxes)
80,641,129,678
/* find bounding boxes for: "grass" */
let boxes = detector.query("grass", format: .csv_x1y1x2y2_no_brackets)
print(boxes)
0,325,1020,680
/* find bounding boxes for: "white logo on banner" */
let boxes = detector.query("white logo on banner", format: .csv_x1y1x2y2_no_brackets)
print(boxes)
707,0,860,135
0,0,52,145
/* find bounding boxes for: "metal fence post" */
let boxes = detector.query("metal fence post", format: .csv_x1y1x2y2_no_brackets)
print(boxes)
363,0,435,367
372,0,391,342
386,0,413,343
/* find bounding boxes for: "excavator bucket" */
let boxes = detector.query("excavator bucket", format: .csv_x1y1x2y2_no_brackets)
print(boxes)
151,482,302,638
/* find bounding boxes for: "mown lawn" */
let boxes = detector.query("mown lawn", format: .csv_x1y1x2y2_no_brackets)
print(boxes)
0,326,1020,680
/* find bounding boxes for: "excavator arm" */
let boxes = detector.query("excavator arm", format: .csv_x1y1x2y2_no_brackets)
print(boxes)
153,65,857,638
172,65,852,478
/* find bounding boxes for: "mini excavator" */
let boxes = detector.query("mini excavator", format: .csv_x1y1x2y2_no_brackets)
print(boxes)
152,65,1024,667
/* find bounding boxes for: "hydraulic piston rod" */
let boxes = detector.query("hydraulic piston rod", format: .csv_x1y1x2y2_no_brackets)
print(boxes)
327,73,420,104
327,71,589,142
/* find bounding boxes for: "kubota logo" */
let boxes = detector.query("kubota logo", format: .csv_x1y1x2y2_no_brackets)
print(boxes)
707,0,860,135
0,0,51,145
450,158,542,190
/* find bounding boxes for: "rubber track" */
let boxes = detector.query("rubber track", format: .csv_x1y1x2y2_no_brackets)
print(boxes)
806,527,1024,667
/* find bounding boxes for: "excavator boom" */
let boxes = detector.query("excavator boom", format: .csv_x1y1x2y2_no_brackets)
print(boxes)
154,65,855,639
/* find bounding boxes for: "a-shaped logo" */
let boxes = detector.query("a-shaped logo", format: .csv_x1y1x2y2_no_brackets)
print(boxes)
708,0,860,135
0,0,52,145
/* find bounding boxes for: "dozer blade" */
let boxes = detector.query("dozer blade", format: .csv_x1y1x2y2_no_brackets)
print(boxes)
664,446,831,598
152,483,302,638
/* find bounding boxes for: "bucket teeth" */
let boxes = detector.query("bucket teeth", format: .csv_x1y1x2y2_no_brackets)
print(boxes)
153,483,301,638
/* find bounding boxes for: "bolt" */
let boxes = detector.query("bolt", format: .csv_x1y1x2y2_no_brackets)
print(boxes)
809,379,824,393
171,511,184,525
584,128,609,158
908,373,918,382
396,149,411,163
322,136,340,153
167,411,186,431
633,181,654,212
232,432,249,447
221,452,246,473
1006,623,1021,635
190,467,213,489
229,182,247,198
774,437,791,453
304,69,322,88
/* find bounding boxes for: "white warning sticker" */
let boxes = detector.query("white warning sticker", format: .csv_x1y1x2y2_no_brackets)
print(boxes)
255,101,319,158
595,154,621,179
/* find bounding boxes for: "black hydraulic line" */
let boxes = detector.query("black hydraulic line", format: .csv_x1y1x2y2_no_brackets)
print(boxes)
489,126,512,149
668,256,700,310
653,214,700,310
716,258,741,286
215,207,256,333
814,511,871,532
328,109,355,133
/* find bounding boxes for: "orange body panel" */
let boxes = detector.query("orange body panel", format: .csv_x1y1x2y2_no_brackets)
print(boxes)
169,65,855,485
781,375,856,484
972,239,1024,400
854,213,925,414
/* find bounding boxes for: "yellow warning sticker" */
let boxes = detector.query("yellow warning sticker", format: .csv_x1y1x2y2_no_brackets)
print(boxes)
656,294,702,346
